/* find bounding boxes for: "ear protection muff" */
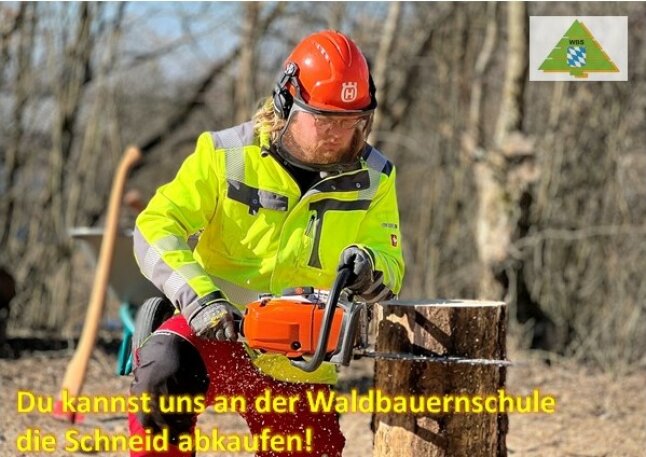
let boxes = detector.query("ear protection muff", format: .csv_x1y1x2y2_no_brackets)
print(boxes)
272,61,378,119
272,62,298,119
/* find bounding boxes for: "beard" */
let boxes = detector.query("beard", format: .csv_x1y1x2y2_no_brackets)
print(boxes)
281,128,365,166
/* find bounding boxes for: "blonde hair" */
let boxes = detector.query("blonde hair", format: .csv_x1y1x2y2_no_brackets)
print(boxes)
253,97,286,142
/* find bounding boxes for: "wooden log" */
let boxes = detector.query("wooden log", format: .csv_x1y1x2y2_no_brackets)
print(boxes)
373,300,507,457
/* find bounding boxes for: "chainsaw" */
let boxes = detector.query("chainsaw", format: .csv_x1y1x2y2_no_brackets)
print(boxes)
237,266,511,373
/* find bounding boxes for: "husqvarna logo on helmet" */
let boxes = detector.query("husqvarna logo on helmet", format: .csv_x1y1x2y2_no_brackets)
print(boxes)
341,82,358,102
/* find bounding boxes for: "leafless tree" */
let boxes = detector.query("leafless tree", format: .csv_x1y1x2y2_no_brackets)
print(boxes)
1,2,644,370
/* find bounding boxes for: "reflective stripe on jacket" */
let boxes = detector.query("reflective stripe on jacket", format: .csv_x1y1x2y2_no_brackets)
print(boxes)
133,121,405,384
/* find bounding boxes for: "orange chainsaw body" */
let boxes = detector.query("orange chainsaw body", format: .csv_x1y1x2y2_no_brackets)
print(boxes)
242,295,345,358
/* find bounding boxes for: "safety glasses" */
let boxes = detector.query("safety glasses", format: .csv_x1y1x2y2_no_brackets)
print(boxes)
290,101,373,134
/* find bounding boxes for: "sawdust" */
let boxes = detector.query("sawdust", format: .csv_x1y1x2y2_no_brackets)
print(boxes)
1,344,644,456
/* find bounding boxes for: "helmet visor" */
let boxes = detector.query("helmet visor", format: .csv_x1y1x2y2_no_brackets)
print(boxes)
277,102,373,171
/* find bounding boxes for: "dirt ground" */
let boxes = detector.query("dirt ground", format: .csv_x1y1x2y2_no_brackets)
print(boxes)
1,342,645,457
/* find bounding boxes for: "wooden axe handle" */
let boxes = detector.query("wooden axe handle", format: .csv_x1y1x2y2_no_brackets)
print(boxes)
57,146,142,408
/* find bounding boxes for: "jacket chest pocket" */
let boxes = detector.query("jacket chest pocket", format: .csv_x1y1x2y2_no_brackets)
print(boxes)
302,199,369,270
216,180,289,259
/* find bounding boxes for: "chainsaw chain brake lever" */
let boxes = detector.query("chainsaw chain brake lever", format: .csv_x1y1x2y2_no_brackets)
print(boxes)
289,266,353,373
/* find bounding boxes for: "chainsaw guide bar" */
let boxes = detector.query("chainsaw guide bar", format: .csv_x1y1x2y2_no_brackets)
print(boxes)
356,350,511,366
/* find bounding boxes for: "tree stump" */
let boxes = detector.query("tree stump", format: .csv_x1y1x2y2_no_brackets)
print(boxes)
372,300,507,457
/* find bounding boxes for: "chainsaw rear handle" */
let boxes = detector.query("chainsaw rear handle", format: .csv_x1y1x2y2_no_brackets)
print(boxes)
290,266,352,373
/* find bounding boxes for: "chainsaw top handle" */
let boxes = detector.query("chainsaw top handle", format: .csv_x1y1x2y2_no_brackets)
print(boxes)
289,266,353,373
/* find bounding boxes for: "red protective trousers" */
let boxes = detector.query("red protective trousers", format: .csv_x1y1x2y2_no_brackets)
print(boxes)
128,315,345,457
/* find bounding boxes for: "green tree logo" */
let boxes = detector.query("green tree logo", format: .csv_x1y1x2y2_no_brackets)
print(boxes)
539,19,619,78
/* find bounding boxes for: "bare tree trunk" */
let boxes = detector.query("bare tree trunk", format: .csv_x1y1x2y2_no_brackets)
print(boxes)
493,3,527,146
373,302,508,456
465,3,498,150
234,3,260,124
474,2,532,300
66,3,126,231
10,3,98,332
368,2,401,147
385,6,454,132
0,3,32,251
47,3,95,239
48,4,96,329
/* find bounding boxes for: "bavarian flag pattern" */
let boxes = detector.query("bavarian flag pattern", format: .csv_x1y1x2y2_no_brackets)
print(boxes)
566,46,586,67
539,19,619,78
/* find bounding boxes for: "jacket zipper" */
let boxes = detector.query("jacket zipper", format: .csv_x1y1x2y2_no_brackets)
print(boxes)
304,213,316,237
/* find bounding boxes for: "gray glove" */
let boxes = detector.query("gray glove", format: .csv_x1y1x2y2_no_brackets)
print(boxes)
338,246,374,294
183,295,242,341
338,246,394,303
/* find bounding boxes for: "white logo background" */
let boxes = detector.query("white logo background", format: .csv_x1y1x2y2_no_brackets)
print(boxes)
529,16,628,81
341,82,358,102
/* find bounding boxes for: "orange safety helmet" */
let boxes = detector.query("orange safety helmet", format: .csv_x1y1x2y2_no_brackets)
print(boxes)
272,31,377,172
273,30,377,118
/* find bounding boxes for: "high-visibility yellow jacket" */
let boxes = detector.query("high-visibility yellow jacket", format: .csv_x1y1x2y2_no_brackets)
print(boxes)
133,121,405,384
